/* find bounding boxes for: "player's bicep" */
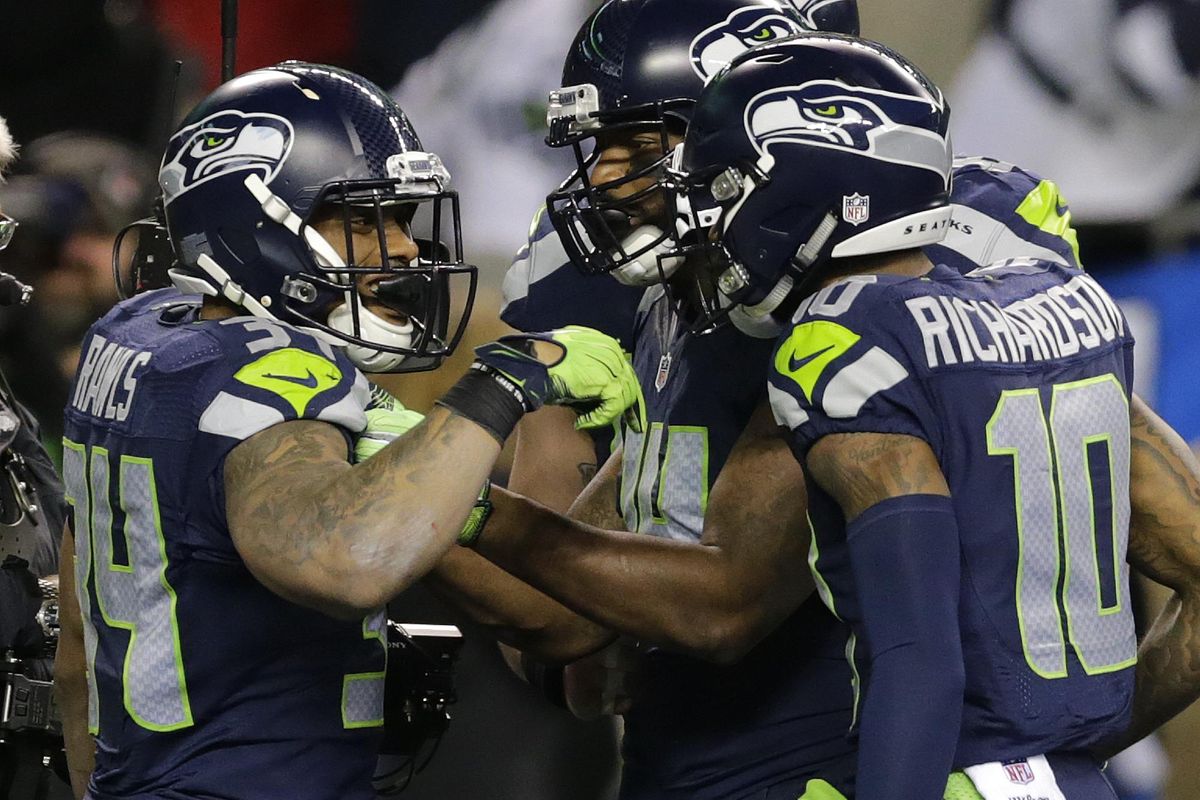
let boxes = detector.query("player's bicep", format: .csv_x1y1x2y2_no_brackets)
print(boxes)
807,432,950,521
223,420,353,596
1126,395,1200,591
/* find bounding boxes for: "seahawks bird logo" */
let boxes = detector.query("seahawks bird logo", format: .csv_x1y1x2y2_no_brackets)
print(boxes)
689,6,806,81
744,80,951,178
160,110,294,205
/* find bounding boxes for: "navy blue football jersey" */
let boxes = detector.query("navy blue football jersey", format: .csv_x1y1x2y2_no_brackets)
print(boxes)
768,262,1136,768
62,289,385,800
618,287,856,798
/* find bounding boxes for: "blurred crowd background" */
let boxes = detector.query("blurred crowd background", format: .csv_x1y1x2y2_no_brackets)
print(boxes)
0,0,1197,798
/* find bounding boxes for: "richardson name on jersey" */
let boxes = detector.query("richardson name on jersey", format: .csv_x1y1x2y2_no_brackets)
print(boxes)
905,272,1125,369
70,334,152,422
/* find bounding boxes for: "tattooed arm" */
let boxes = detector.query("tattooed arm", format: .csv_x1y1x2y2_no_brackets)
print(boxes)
473,401,815,664
805,431,950,518
1095,395,1200,757
224,408,499,619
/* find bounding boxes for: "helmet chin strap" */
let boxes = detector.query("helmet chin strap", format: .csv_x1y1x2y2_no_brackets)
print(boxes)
727,273,794,338
327,295,414,373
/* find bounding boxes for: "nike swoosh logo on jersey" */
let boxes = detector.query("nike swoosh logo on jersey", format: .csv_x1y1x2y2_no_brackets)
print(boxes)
262,370,320,389
789,344,836,373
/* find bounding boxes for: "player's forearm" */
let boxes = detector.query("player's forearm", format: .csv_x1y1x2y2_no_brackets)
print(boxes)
508,406,599,514
426,547,613,662
1095,590,1200,758
475,488,785,661
857,643,965,800
849,495,964,798
229,409,498,617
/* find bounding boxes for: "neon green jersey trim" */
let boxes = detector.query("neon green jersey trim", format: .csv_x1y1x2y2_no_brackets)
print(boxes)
233,348,343,417
1016,180,1082,267
774,320,860,402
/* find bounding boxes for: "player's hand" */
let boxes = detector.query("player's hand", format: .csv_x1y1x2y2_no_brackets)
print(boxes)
354,385,425,462
797,779,847,800
473,325,645,432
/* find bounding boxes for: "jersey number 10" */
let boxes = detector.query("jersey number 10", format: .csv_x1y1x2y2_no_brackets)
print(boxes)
986,374,1137,679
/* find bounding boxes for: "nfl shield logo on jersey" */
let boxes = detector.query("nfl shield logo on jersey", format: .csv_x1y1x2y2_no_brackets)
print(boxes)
1002,759,1035,785
842,193,870,226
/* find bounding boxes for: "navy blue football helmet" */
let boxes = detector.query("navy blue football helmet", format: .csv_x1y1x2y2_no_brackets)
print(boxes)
159,62,477,373
545,0,859,286
672,35,952,331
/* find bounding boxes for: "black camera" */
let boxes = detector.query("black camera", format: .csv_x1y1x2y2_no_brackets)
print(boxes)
1,576,60,739
0,575,66,800
373,622,462,795
380,622,462,756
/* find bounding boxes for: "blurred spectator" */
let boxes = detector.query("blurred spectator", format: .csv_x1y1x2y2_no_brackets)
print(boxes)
950,0,1200,268
393,0,599,260
0,132,157,448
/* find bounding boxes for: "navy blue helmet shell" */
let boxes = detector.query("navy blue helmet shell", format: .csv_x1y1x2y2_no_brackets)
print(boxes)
555,0,860,132
677,34,953,323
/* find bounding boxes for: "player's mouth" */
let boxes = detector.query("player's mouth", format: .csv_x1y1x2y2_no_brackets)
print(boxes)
365,274,426,326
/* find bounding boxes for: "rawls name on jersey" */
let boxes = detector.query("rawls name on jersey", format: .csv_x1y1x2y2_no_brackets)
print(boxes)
906,272,1125,369
70,335,152,422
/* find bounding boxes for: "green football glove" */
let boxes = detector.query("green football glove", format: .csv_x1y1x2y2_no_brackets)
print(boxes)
353,385,425,463
473,325,645,432
797,779,848,800
457,480,493,547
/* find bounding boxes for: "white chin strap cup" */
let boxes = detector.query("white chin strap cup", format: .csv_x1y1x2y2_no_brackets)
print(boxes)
611,225,686,287
327,294,415,373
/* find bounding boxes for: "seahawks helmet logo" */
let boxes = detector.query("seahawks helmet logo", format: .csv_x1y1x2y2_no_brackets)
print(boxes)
690,6,806,81
745,80,951,178
160,110,294,205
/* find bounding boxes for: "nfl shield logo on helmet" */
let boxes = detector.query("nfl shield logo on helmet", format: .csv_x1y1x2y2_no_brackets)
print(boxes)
1002,759,1035,785
842,193,870,226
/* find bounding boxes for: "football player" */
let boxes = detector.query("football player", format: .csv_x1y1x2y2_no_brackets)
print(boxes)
51,62,641,800
422,1,1100,798
438,3,1200,798
668,33,1198,797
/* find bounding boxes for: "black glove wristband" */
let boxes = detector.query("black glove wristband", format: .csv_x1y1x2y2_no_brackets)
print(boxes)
435,367,527,444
